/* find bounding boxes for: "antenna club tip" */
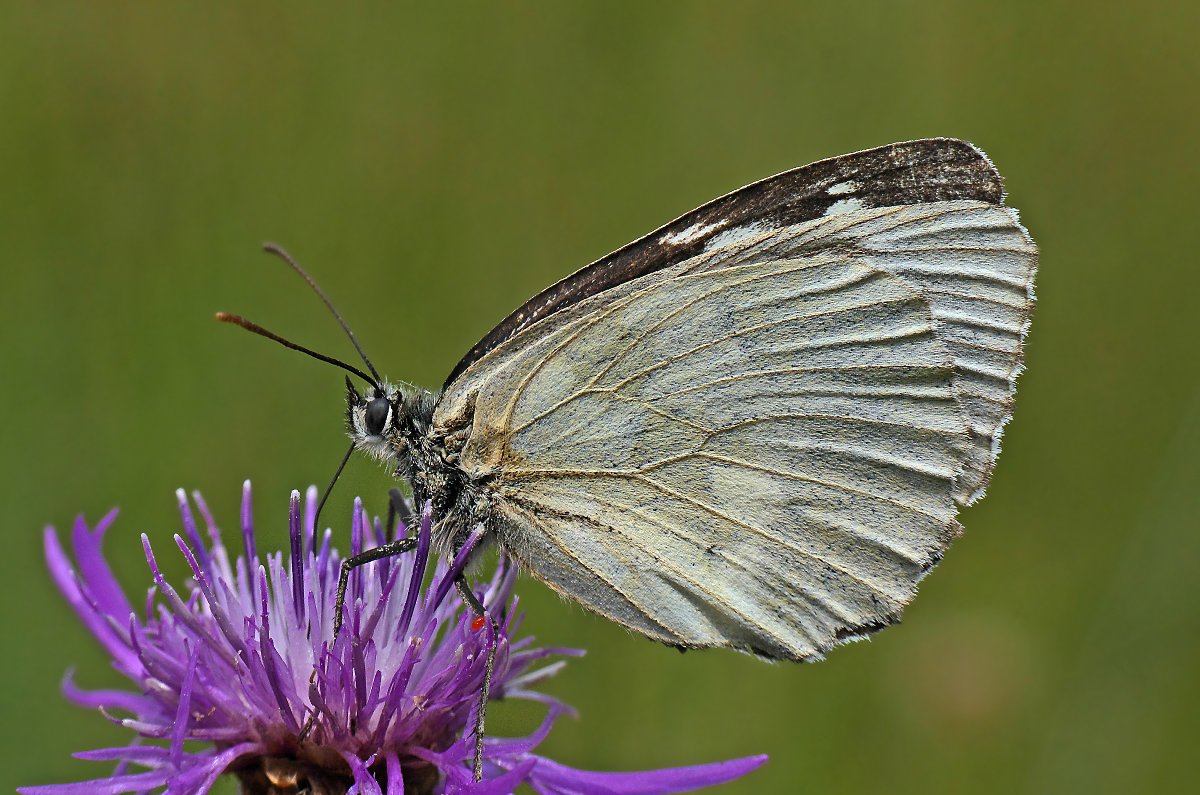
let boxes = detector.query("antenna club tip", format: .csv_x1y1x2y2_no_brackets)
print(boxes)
214,311,235,322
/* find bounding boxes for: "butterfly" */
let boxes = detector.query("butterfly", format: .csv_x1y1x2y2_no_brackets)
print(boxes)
221,137,1036,774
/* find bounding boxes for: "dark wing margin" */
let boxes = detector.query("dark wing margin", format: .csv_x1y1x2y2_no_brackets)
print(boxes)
444,137,1005,388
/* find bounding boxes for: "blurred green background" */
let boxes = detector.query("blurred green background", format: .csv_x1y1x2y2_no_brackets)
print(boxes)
4,2,1197,793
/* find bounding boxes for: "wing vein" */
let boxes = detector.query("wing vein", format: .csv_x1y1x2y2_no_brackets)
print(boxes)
503,500,684,642
605,297,930,394
652,364,954,401
627,472,900,599
508,491,815,644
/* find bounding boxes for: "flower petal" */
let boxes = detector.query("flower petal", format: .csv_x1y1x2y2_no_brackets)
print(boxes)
483,703,564,757
169,742,262,795
396,505,432,639
169,641,202,766
177,488,215,576
61,670,156,716
239,480,258,566
525,754,769,794
342,750,383,795
174,535,247,661
385,751,405,795
72,746,170,763
428,525,485,611
44,526,140,676
17,768,171,795
69,510,133,622
448,758,538,794
289,491,307,625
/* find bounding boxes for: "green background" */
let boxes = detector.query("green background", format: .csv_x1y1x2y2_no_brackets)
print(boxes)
4,3,1197,793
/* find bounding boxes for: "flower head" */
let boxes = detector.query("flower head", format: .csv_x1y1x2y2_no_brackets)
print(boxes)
24,483,766,794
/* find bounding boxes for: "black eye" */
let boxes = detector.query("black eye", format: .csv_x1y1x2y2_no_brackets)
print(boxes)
365,397,391,436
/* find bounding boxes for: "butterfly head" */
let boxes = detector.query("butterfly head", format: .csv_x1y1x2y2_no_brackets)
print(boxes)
345,378,402,460
344,377,438,465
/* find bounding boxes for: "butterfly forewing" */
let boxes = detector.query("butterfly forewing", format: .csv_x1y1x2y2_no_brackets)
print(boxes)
435,139,1036,660
445,138,1007,387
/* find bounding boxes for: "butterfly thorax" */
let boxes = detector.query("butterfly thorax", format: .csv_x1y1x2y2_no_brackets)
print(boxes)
347,381,492,558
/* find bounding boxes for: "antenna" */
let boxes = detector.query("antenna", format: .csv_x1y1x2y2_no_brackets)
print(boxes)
262,242,383,386
215,312,377,388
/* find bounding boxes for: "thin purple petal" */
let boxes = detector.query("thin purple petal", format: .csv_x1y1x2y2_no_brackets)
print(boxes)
174,535,246,659
61,671,156,715
289,491,305,625
526,755,769,794
240,480,258,565
450,758,538,795
72,746,170,763
429,525,485,610
17,768,171,795
44,527,139,676
189,489,224,550
176,489,214,575
170,742,262,795
396,505,432,640
342,750,383,795
69,510,132,621
169,642,202,766
139,535,238,669
483,704,564,757
385,751,405,795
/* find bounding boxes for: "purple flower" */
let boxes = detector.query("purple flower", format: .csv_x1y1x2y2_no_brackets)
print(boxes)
23,483,766,794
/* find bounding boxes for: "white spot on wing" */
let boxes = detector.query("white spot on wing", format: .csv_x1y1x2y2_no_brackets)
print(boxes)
825,197,866,216
827,180,859,196
705,220,772,250
663,221,721,246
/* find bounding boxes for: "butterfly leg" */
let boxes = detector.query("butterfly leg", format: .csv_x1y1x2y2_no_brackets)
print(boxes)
455,575,498,783
332,535,419,635
297,531,419,741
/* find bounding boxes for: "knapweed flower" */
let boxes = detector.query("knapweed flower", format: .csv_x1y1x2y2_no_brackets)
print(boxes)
24,483,766,794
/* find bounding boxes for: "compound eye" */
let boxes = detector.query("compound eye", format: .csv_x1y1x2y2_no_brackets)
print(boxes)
365,397,391,436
